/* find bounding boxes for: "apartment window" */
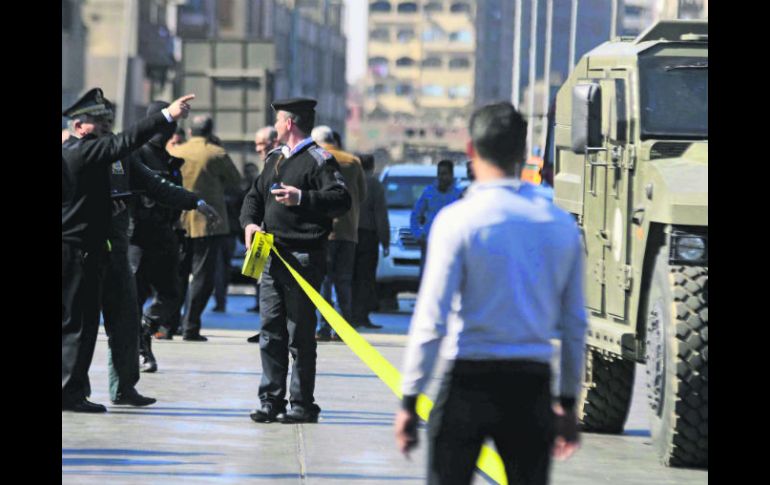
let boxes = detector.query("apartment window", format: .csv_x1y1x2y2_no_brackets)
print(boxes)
422,85,445,97
397,2,418,13
422,26,444,42
370,27,390,41
395,84,413,96
450,2,471,13
372,84,388,95
449,57,471,69
448,85,471,99
217,0,234,29
396,57,416,67
449,30,473,44
369,57,389,77
397,28,415,43
370,1,392,12
422,57,442,68
424,2,443,13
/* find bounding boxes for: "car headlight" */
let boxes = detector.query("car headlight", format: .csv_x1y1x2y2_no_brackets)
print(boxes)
670,230,707,264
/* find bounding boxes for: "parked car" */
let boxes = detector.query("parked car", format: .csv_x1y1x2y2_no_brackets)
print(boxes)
376,163,468,309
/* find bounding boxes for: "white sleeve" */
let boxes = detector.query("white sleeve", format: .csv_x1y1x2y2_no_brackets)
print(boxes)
400,209,465,396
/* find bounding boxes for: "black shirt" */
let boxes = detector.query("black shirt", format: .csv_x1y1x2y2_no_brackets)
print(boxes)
240,142,351,250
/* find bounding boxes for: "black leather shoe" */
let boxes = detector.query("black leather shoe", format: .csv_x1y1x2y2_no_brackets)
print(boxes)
249,403,286,423
183,334,208,342
280,404,320,423
247,305,260,313
212,305,225,313
359,321,383,329
315,331,331,342
247,333,260,343
62,398,107,413
112,391,157,407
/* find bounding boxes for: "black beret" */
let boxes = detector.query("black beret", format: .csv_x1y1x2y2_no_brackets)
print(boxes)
63,88,113,118
271,97,317,115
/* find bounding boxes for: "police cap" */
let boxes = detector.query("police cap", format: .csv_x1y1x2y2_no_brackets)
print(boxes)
62,88,113,118
271,97,317,116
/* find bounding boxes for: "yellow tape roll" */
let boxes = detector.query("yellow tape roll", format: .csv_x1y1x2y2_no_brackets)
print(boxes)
243,232,508,484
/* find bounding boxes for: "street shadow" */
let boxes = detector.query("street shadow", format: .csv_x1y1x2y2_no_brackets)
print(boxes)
62,448,219,457
62,458,214,467
623,429,652,437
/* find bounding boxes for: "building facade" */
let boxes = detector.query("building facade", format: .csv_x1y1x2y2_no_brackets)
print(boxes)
361,1,477,163
175,0,347,167
62,0,87,127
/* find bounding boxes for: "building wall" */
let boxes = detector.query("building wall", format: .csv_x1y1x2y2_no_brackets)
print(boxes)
62,0,87,123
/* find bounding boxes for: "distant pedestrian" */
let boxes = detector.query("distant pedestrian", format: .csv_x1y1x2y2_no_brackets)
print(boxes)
240,97,351,424
169,115,242,341
409,160,462,278
311,125,367,341
351,153,390,329
395,102,587,484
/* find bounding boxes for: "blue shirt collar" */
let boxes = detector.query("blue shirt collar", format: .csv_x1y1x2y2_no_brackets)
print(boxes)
289,137,314,157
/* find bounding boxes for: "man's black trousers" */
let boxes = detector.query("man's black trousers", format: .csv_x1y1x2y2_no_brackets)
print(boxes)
351,229,380,324
129,239,182,331
427,360,554,485
258,248,325,411
101,248,141,400
62,242,104,404
181,235,228,336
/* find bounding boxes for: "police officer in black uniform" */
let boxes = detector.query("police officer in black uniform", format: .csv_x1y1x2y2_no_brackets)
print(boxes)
127,101,216,373
240,98,351,423
62,88,196,412
101,99,219,401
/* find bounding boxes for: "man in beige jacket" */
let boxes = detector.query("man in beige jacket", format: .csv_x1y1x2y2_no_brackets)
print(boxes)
311,126,367,340
168,115,242,341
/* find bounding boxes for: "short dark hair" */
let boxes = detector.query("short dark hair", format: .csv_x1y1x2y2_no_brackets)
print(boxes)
357,153,375,171
284,110,315,136
190,115,214,137
332,131,343,149
437,159,454,174
469,102,527,173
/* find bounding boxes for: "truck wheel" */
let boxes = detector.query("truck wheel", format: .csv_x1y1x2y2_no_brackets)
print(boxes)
578,349,634,433
645,249,708,467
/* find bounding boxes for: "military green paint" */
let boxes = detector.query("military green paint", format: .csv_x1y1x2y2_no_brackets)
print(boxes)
553,20,708,357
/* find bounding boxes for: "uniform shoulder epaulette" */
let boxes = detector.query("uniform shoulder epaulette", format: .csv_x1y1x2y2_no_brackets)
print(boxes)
308,145,333,166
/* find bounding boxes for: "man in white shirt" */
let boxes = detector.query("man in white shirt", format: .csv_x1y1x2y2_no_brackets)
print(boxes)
394,102,588,484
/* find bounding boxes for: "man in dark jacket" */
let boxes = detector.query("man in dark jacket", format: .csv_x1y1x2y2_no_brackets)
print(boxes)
240,97,351,424
126,101,220,374
62,88,195,412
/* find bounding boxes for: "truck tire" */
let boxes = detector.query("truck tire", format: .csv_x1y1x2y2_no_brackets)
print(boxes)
578,349,635,433
645,249,708,467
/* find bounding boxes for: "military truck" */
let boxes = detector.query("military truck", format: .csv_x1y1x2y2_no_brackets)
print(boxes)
551,20,707,467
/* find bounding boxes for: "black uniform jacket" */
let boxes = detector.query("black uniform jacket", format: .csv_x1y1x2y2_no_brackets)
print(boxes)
61,112,169,252
125,141,196,251
239,142,351,251
109,153,199,253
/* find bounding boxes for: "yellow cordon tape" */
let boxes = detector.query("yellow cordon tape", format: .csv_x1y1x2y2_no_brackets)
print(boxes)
243,232,508,484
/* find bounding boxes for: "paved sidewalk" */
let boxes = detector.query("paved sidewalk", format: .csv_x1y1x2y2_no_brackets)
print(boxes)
62,295,707,484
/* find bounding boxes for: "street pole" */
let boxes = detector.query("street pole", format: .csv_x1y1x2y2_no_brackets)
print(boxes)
512,0,522,108
542,0,553,149
569,0,578,74
526,0,538,156
115,0,137,131
610,0,618,39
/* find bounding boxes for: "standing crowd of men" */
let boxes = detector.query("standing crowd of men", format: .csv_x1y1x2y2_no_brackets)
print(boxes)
62,85,585,483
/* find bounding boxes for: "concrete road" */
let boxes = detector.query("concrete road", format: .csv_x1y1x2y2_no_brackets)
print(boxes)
62,294,707,484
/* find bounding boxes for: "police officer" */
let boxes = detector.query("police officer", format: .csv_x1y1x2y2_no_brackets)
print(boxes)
99,99,219,404
240,98,351,423
62,88,195,412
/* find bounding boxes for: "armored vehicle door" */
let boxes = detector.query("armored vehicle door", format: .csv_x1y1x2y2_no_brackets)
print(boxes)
601,75,633,320
579,75,632,319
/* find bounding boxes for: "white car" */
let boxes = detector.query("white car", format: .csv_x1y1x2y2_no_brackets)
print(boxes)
376,164,468,307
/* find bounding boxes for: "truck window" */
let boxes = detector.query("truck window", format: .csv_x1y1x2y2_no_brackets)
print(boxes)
639,55,707,140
